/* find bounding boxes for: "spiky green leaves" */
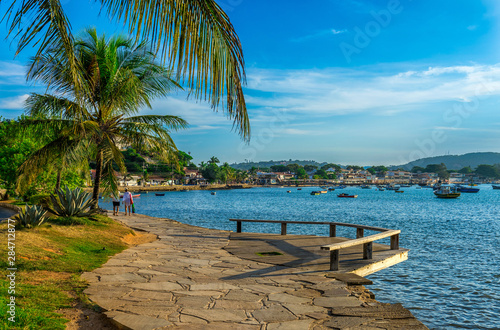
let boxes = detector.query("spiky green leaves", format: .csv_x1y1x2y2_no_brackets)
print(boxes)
47,186,97,217
15,204,48,229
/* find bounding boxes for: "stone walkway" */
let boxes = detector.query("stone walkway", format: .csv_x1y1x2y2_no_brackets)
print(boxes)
82,214,428,329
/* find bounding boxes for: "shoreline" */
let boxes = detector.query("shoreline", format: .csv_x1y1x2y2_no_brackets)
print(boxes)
83,212,428,329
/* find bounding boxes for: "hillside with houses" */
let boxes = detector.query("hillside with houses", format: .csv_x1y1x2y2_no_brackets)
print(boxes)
109,149,500,187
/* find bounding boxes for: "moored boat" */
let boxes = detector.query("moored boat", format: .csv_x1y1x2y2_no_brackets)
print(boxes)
395,190,404,193
492,185,500,190
155,193,165,196
319,190,328,194
337,193,357,198
434,186,460,199
456,185,480,193
310,191,321,195
210,191,216,195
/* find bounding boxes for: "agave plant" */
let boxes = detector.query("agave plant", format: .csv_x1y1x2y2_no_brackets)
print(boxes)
47,186,97,217
15,205,47,229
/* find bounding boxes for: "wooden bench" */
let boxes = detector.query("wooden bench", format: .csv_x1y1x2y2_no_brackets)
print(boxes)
320,229,400,271
229,219,401,271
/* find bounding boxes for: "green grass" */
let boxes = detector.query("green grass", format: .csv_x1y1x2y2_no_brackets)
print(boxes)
0,214,132,329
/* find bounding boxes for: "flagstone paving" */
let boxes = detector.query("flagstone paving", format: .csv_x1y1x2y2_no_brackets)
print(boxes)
82,214,427,329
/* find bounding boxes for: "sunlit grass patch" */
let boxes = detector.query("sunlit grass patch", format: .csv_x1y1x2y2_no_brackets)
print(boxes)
0,214,134,329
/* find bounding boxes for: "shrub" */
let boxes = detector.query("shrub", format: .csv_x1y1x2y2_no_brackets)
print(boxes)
28,193,51,207
15,204,48,228
47,186,97,217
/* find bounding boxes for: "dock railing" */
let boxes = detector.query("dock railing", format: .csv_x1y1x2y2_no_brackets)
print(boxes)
229,219,401,271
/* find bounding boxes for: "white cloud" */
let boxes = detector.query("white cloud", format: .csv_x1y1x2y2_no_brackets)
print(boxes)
291,28,347,42
0,61,25,77
0,94,29,110
146,95,233,131
244,64,500,116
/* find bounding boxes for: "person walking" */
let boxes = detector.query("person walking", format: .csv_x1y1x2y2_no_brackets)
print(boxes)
122,189,133,216
111,193,120,216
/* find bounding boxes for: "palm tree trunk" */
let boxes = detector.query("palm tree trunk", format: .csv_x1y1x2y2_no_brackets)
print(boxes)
91,150,103,209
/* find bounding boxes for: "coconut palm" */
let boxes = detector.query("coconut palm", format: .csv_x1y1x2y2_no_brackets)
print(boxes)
3,0,249,140
19,29,188,207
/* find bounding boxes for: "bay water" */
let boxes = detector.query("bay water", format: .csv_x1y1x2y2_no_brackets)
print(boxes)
100,186,500,329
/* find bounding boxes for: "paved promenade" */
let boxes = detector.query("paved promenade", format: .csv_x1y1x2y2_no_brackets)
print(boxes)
82,214,427,329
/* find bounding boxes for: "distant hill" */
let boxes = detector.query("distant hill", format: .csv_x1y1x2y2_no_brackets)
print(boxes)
394,152,500,170
231,160,328,171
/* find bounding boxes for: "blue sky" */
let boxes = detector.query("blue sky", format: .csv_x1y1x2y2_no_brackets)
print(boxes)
1,0,500,166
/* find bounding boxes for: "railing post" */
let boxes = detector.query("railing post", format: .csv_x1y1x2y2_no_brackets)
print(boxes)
236,221,242,233
330,250,340,271
329,224,336,237
281,222,287,235
390,234,399,250
363,242,373,259
356,228,364,239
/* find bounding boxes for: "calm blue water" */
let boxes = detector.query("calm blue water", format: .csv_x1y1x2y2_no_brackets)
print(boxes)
99,186,500,329
0,206,15,220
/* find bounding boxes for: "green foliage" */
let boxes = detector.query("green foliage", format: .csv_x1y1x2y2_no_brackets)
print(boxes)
28,193,51,206
177,151,193,167
287,163,301,173
296,168,308,179
423,163,449,179
411,166,425,173
0,119,43,197
458,166,473,174
15,204,48,229
475,165,500,179
346,165,364,171
201,163,221,183
303,165,318,172
314,169,329,179
368,165,388,174
47,186,97,218
122,148,146,173
270,164,288,172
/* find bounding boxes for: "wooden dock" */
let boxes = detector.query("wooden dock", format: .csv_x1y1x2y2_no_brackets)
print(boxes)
226,219,408,276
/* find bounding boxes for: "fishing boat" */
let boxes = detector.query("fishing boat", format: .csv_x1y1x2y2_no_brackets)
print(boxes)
360,185,371,189
337,193,357,198
286,190,291,193
456,185,480,193
434,186,460,199
377,188,385,191
492,185,500,190
319,190,328,194
210,191,216,195
155,193,165,196
395,190,404,193
310,191,321,196
297,188,302,190
328,187,335,191
120,194,141,198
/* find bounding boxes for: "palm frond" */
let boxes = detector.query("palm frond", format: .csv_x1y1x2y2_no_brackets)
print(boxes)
99,0,250,140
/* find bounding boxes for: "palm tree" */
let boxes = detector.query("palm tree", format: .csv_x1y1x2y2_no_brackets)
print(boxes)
209,156,220,164
19,29,188,207
4,0,249,140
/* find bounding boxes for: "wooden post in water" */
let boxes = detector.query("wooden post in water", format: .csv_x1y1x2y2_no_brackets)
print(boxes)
390,234,399,250
356,228,364,239
281,222,287,235
329,224,337,237
363,242,373,259
330,250,340,271
236,221,242,233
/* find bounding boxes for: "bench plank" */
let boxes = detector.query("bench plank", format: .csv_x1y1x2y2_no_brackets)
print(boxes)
321,230,400,251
